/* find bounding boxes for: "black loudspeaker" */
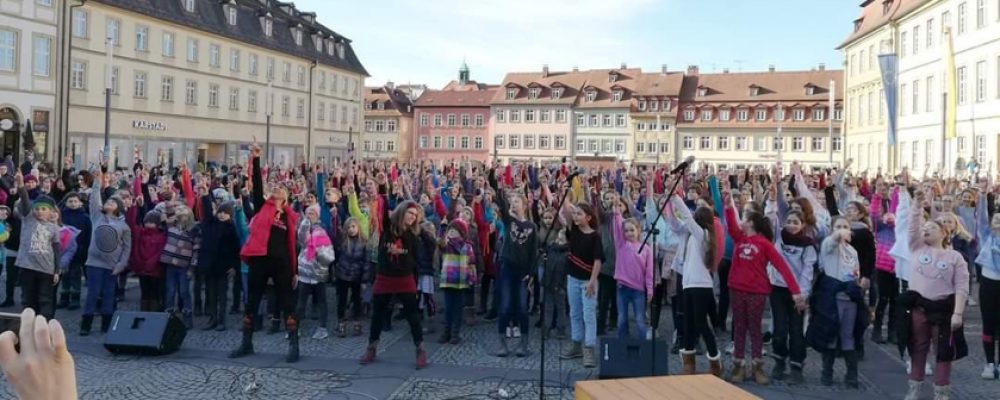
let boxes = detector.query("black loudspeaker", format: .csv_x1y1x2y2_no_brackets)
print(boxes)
597,337,669,379
103,311,187,356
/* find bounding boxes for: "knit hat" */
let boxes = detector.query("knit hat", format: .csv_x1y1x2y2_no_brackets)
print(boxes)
217,201,236,217
143,210,162,225
212,188,232,203
23,174,37,184
448,218,469,238
31,195,56,210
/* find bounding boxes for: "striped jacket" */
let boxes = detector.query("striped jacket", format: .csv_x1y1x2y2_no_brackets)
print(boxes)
439,239,476,290
160,226,194,268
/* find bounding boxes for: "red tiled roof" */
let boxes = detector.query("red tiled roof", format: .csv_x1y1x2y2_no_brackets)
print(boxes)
491,70,592,105
838,0,931,49
414,82,497,108
679,70,844,103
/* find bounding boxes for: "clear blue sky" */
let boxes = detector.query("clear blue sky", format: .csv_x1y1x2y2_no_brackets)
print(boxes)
296,0,859,88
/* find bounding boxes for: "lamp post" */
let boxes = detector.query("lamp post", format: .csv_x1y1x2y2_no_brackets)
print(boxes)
266,79,273,165
103,28,113,165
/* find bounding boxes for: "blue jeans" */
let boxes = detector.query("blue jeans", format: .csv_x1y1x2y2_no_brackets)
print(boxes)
497,265,529,336
442,288,464,332
616,284,648,340
83,267,116,316
164,267,192,313
567,276,598,347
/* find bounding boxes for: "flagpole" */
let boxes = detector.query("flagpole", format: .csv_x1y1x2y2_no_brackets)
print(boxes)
828,79,835,165
777,102,783,168
942,92,947,176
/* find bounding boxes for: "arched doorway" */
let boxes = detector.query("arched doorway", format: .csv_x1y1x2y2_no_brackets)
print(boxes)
0,106,21,163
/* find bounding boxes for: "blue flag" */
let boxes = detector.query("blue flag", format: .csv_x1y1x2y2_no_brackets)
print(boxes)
878,54,898,146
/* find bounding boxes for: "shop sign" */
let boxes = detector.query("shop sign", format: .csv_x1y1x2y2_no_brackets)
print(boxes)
132,120,167,131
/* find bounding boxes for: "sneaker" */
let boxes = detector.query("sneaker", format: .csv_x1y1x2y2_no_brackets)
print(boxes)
762,331,773,345
967,297,978,306
725,341,735,355
312,327,329,340
506,326,513,338
512,327,521,338
981,363,996,380
925,362,933,376
905,358,911,374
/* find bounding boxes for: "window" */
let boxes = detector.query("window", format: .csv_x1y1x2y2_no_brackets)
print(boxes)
506,87,517,100
977,0,986,28
556,110,566,122
791,137,804,151
637,122,647,131
638,99,647,111
832,137,843,152
586,90,597,102
282,62,291,82
927,18,935,47
912,26,920,55
418,136,429,149
603,114,612,126
227,5,238,25
447,114,457,126
850,54,856,76
375,141,384,152
105,18,119,45
162,33,174,57
68,60,84,88
248,90,257,113
510,110,521,123
699,136,711,150
615,140,625,153
957,66,968,104
494,109,505,123
510,135,520,149
555,136,566,149
494,136,503,149
31,36,50,76
901,31,908,57
700,110,712,121
636,142,646,153
812,108,825,120
682,136,693,150
616,113,625,126
868,44,875,70
926,76,934,111
958,136,968,152
207,44,220,67
753,137,766,151
602,140,612,153
659,142,669,153
525,110,535,123
775,107,785,120
184,80,197,105
773,137,784,151
811,137,824,152
434,114,443,126
135,25,148,52
186,39,199,62
528,88,540,99
612,90,622,102
577,113,586,126
551,88,563,99
229,88,239,110
718,136,730,150
420,114,429,126
975,60,986,102
737,108,749,121
587,140,598,153
297,66,305,86
539,135,550,149
297,98,304,118
576,140,586,152
109,66,119,94
834,108,843,120
540,110,550,123
755,108,767,121
134,72,147,98
230,49,240,72
72,10,88,38
736,136,748,150
524,135,535,149
718,109,731,121
475,137,484,149
182,0,195,12
266,58,275,80
374,120,384,132
792,108,805,121
900,84,908,116
161,76,174,101
364,120,372,132
651,100,659,111
247,54,258,76
208,84,219,107
958,2,968,34
589,114,599,126
281,97,291,117
879,89,885,120
363,140,371,152
263,16,273,37
684,110,695,121
860,50,866,72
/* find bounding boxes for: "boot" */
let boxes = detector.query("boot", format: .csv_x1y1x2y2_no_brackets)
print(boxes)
415,344,428,369
494,335,510,357
359,342,378,365
821,351,835,386
437,328,452,344
560,341,582,359
80,315,94,337
229,330,255,358
752,359,769,385
57,293,69,309
286,331,300,363
932,384,950,400
67,293,81,310
582,346,597,368
449,327,461,345
730,359,746,383
871,324,885,344
515,334,530,357
771,357,787,381
707,354,723,378
844,350,859,389
903,380,922,400
786,364,805,385
215,316,227,332
681,350,697,375
100,314,113,333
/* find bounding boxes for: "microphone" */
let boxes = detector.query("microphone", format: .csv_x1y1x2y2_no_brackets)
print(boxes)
670,156,696,174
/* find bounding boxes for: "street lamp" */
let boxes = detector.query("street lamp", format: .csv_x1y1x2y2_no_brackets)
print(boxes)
266,79,273,165
103,25,113,165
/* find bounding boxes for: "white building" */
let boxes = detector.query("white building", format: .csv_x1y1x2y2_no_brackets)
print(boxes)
0,0,59,162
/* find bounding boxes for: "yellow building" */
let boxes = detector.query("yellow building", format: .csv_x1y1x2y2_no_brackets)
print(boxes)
62,0,367,168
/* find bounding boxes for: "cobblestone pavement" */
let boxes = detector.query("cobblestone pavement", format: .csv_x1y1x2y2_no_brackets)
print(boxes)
0,278,995,399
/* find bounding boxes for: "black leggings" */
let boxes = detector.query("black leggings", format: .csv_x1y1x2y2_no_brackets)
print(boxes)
597,274,617,334
681,287,718,357
715,259,732,331
138,276,163,311
873,270,898,331
336,279,362,320
241,257,296,334
4,256,18,302
369,291,422,345
981,275,1000,364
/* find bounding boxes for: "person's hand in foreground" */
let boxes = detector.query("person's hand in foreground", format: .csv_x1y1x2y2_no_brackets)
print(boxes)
0,308,77,400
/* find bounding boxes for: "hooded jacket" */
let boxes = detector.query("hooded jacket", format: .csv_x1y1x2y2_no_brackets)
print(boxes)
83,178,131,274
127,207,167,278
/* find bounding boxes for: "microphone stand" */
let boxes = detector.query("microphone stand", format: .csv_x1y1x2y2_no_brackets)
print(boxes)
537,175,574,400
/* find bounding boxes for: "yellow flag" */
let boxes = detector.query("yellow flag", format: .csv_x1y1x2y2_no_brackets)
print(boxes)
943,26,957,140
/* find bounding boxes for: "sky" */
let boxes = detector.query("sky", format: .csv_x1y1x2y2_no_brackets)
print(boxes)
296,0,860,89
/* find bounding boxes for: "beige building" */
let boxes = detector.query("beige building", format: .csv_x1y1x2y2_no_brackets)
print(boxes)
630,66,684,166
63,0,367,169
0,0,59,162
362,83,414,162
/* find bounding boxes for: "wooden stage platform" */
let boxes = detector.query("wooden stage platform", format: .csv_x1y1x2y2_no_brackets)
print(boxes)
575,375,761,400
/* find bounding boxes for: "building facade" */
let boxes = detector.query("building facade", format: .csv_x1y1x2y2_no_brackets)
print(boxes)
675,67,844,171
362,83,413,162
413,64,496,163
63,0,366,168
627,66,684,166
0,0,59,162
573,67,639,164
893,0,1000,173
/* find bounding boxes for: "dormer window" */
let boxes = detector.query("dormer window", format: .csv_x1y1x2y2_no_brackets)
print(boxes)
882,0,892,16
262,14,273,37
551,87,563,99
528,88,540,99
377,102,384,111
327,40,334,55
650,99,659,111
609,72,618,83
638,99,646,111
586,90,597,102
506,87,517,100
805,85,816,95
292,27,303,46
313,36,321,51
336,42,345,59
697,87,708,97
749,86,760,96
182,0,195,12
226,3,238,25
612,90,622,102
854,18,863,32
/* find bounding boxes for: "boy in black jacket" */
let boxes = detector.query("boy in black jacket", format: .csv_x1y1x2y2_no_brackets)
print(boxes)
193,189,240,331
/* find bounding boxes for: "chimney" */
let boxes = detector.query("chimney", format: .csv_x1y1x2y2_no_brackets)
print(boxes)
723,68,730,74
620,62,627,70
572,65,579,72
686,65,699,76
818,63,826,71
542,64,549,78
661,64,668,74
768,64,776,72
386,81,395,90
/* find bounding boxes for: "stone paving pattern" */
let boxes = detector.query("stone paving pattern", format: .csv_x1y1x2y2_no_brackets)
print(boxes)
0,278,995,399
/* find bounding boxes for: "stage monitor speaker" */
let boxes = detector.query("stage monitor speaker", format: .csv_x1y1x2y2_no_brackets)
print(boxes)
597,337,669,379
103,311,186,356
